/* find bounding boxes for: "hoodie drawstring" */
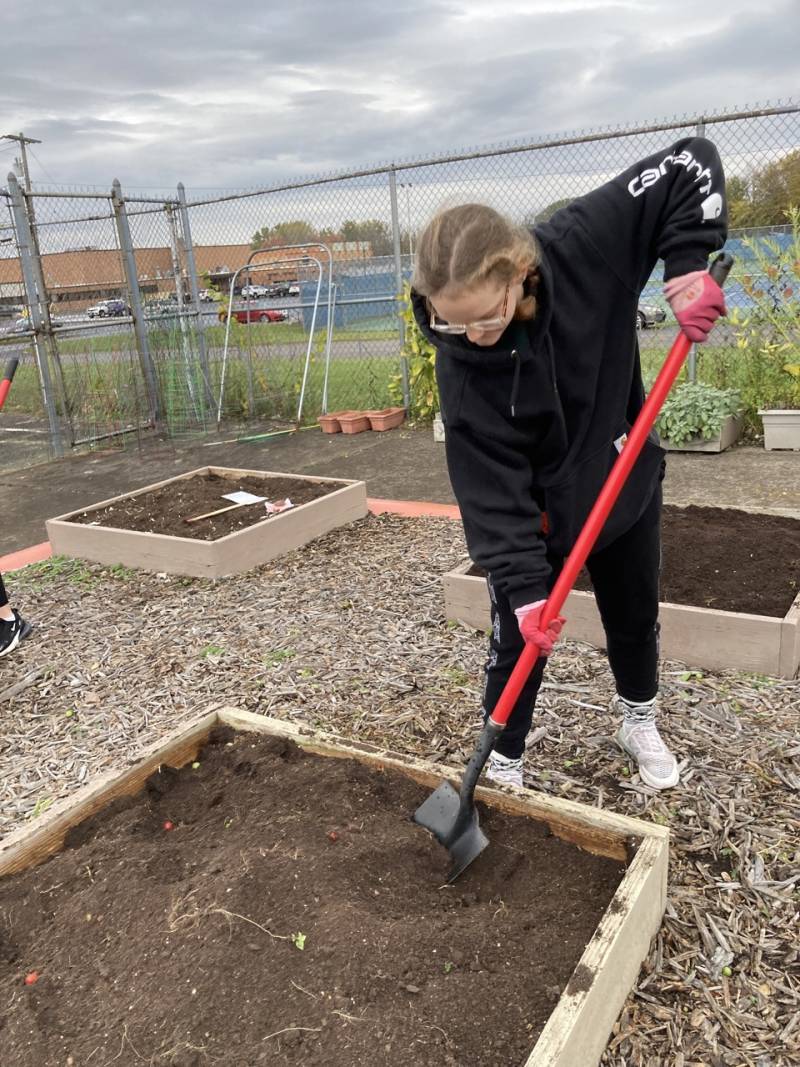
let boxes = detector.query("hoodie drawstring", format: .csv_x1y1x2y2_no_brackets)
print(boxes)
510,349,520,417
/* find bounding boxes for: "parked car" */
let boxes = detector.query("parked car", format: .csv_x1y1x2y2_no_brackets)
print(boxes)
198,289,215,302
287,284,300,296
87,299,130,318
218,306,288,324
637,303,667,330
8,316,65,333
240,284,270,298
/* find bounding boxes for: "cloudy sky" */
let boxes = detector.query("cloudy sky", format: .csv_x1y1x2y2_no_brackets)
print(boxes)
1,0,798,197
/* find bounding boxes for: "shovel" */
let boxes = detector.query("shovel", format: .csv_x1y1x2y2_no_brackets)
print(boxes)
414,252,733,882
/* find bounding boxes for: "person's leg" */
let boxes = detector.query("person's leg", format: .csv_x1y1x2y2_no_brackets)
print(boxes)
586,488,679,789
0,571,33,658
586,488,662,702
481,572,551,785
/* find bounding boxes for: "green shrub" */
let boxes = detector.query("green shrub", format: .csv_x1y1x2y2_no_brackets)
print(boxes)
656,381,741,445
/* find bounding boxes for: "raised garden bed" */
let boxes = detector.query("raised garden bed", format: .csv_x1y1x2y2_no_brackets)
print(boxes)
0,708,668,1067
444,505,800,678
46,467,368,579
660,413,743,452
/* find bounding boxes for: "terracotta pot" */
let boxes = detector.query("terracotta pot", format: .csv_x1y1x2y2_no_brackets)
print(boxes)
337,411,372,434
365,407,406,432
317,410,351,434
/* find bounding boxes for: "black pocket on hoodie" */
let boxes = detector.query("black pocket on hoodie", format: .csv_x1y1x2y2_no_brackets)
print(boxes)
542,430,665,557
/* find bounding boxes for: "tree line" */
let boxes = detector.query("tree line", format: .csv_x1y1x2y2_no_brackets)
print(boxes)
251,218,395,256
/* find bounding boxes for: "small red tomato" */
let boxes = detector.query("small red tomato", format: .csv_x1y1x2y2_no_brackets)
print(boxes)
163,820,174,831
327,830,339,842
24,972,39,985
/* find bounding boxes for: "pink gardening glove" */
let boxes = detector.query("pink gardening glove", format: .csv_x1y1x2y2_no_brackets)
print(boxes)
664,270,726,343
514,600,566,657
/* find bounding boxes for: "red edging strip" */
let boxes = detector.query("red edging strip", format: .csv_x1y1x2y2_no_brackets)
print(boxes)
0,501,459,574
0,542,52,574
367,497,460,519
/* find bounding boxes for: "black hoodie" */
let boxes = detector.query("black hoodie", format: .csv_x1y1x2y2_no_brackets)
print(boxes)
412,137,727,610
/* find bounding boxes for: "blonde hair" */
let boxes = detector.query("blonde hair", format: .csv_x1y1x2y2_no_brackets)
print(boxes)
413,203,540,321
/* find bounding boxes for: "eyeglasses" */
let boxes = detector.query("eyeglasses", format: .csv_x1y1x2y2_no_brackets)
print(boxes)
429,283,510,334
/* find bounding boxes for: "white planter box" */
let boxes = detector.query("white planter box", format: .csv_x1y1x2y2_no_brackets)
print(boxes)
0,707,669,1067
46,466,368,578
758,409,800,451
444,561,800,679
660,413,743,453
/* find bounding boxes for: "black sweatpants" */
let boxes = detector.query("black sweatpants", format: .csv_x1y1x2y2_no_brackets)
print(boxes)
483,488,662,759
0,573,7,610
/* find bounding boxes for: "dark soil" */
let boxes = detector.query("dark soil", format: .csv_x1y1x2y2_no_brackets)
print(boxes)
68,472,338,541
470,505,800,618
0,728,624,1067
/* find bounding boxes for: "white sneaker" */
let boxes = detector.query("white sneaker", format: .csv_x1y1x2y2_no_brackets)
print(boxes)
616,720,680,790
485,750,524,788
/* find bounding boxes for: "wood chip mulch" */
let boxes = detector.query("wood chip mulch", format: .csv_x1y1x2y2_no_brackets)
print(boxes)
1,514,798,1067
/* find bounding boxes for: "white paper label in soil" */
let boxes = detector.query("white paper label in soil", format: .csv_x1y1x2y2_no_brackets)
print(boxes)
222,491,268,505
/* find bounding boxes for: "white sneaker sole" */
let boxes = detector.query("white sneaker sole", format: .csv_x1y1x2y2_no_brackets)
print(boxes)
0,632,21,659
616,731,680,790
485,768,524,789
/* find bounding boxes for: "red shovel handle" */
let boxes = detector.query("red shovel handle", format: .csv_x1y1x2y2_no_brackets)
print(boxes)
489,252,733,728
0,358,19,412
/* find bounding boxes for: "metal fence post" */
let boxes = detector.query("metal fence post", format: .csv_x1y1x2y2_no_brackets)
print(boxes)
685,118,709,384
389,168,410,407
177,182,213,414
6,172,63,456
111,178,161,425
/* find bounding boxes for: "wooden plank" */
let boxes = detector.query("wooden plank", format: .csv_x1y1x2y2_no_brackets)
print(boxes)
527,835,668,1066
778,591,800,678
658,600,783,676
46,519,217,577
216,708,667,862
0,712,218,877
443,567,794,678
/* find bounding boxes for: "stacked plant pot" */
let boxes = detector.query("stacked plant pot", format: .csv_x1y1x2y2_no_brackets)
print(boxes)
317,408,406,434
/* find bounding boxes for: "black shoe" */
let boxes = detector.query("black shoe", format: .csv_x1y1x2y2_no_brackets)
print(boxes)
0,610,33,659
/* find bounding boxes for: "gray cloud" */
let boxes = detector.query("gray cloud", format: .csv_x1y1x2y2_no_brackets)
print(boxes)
0,0,797,195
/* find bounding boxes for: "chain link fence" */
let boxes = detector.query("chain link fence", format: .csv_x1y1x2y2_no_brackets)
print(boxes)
1,101,798,468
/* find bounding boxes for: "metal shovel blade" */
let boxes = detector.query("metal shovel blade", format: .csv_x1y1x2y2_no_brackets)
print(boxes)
413,780,489,883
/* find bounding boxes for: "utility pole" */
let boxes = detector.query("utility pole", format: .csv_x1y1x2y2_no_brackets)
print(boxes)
1,132,41,193
2,132,45,288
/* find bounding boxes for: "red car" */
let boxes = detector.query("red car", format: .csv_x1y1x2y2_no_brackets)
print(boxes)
219,306,287,324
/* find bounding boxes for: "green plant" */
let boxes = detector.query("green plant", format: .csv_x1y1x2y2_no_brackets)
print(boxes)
655,381,741,445
201,644,225,658
389,283,439,421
